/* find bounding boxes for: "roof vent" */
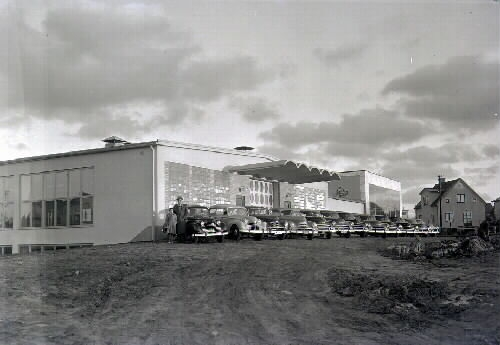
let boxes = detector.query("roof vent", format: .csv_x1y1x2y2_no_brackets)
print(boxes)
102,136,130,148
233,146,255,151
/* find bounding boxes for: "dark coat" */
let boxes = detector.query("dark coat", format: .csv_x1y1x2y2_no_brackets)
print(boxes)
173,204,188,234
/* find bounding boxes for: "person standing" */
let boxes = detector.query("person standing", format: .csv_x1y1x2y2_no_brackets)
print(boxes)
162,208,177,243
173,196,188,242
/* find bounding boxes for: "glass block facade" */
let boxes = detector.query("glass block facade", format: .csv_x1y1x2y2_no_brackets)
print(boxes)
249,180,273,207
164,162,231,208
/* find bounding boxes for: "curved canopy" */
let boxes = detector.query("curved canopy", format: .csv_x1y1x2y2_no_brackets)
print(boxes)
224,160,341,184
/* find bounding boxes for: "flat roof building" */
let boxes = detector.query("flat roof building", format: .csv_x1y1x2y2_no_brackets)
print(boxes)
0,138,401,254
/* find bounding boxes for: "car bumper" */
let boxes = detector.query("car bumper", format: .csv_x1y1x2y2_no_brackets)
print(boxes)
193,230,228,237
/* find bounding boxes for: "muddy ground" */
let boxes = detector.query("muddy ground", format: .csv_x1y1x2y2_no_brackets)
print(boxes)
0,237,499,345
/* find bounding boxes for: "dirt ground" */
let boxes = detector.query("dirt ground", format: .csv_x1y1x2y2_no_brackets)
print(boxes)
0,236,499,345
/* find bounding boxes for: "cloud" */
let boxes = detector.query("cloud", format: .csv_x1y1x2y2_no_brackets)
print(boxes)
1,4,277,134
258,107,432,155
314,44,366,67
482,144,500,158
383,56,500,132
229,96,280,122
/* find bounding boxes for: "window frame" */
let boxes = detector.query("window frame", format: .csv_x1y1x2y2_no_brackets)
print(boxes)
456,194,465,203
19,167,95,230
0,176,15,230
463,211,472,225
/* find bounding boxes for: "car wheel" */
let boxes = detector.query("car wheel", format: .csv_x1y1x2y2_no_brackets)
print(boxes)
326,232,332,239
344,232,351,239
217,236,224,243
277,234,284,240
254,234,263,241
193,236,199,244
307,234,313,240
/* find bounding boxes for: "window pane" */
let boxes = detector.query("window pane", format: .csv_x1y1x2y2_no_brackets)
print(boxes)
82,197,93,224
46,201,55,227
55,172,67,198
81,168,94,196
44,173,56,200
5,177,15,202
32,201,42,227
21,202,31,227
3,203,13,228
0,178,4,203
56,199,67,226
70,198,80,225
21,175,31,201
31,175,43,201
69,170,81,197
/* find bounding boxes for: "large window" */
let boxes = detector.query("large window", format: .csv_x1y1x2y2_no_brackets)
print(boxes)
456,194,465,203
0,176,14,229
20,168,94,228
463,211,472,226
444,212,453,223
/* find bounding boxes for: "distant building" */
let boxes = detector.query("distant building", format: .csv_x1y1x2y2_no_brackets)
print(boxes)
328,170,402,216
493,197,500,220
414,178,487,230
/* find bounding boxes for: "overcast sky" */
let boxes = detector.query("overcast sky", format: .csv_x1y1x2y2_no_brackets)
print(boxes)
1,0,499,210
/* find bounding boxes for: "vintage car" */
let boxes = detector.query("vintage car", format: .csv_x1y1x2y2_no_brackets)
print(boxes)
245,206,288,239
184,205,228,243
364,216,398,237
337,212,368,238
272,208,317,240
394,218,415,236
209,204,266,241
300,210,333,238
319,210,341,226
408,219,438,236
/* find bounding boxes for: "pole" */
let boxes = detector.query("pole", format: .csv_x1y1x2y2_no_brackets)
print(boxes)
438,175,443,230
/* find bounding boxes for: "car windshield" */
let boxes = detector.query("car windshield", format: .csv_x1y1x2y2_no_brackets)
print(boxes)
282,210,303,217
249,208,268,215
209,208,225,216
187,207,209,216
228,207,247,216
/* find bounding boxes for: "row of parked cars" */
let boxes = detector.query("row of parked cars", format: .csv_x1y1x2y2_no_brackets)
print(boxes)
173,204,440,243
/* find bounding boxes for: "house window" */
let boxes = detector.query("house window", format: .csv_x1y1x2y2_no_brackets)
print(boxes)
456,194,465,203
444,212,453,222
463,211,472,225
0,176,15,229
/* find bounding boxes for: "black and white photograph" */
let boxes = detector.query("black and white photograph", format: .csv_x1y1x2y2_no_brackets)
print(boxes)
0,0,499,344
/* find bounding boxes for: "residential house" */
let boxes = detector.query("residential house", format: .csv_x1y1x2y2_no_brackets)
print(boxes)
414,178,487,230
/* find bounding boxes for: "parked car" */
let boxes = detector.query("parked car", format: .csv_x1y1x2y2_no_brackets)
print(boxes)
394,218,415,237
184,205,228,243
351,214,369,237
364,216,397,237
245,206,288,240
377,216,399,237
209,204,266,241
300,210,332,238
319,210,341,226
272,208,317,240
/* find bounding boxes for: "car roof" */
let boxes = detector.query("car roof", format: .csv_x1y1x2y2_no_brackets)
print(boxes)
209,204,243,209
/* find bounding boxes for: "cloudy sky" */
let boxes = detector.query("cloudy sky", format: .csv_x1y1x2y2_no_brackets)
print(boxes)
1,0,499,210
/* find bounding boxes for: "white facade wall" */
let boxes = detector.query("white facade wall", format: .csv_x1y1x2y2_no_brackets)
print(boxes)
326,198,365,214
0,147,154,253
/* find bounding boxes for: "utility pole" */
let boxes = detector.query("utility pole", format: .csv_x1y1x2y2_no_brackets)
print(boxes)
438,175,443,230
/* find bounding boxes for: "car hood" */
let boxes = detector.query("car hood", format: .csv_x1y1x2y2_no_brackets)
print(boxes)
305,216,327,224
186,215,216,223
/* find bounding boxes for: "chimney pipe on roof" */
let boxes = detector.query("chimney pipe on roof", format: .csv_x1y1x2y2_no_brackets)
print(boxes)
102,136,129,148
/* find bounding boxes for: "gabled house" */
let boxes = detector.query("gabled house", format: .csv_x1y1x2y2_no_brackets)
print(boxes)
493,197,500,220
414,178,487,230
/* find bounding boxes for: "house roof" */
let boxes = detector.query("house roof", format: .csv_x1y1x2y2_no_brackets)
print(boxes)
493,197,500,203
414,201,422,209
428,178,487,206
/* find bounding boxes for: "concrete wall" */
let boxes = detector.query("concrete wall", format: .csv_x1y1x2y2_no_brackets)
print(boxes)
328,175,361,200
0,147,154,253
326,198,365,214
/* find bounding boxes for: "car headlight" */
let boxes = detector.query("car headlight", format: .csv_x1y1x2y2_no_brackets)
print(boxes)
243,219,249,225
312,222,318,230
283,221,289,229
398,225,402,229
216,220,221,226
256,219,261,225
200,221,205,227
384,225,389,230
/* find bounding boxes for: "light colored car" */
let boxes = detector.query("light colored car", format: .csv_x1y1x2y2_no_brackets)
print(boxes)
209,204,266,241
272,208,318,240
246,206,288,240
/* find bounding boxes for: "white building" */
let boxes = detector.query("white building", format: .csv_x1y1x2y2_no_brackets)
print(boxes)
0,138,400,254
